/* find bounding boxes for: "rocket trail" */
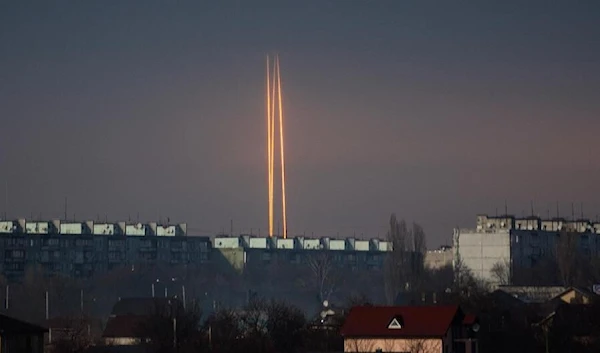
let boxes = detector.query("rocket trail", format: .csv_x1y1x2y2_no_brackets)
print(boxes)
276,55,288,239
270,58,276,236
266,56,274,238
265,53,289,239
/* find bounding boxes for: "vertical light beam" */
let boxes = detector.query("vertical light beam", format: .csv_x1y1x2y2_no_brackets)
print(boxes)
266,55,273,237
276,55,288,239
270,57,277,236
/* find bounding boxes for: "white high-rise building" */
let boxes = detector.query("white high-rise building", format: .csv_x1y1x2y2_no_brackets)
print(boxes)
453,214,600,285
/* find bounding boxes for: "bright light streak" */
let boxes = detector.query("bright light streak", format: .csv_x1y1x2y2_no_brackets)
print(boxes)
276,55,288,239
266,56,273,238
265,53,289,238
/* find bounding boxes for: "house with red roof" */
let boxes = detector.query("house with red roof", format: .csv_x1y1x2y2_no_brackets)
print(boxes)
340,305,478,353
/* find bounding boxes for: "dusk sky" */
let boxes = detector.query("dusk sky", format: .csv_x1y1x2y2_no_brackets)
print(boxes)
1,1,599,246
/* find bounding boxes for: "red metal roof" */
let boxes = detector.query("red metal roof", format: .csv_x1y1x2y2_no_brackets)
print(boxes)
340,305,461,338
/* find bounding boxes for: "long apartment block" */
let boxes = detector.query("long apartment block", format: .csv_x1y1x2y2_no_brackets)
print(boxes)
212,234,394,272
214,234,392,252
0,219,396,279
0,218,209,280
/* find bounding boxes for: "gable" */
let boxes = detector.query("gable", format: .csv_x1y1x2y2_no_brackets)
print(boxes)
388,316,404,329
341,305,460,338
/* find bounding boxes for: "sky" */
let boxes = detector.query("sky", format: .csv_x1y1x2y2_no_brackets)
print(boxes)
1,1,599,247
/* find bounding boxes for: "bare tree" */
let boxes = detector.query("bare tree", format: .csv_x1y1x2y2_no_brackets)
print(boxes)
453,255,489,298
490,260,511,286
208,308,244,353
407,338,442,353
307,251,337,303
240,298,269,339
411,222,427,289
344,293,372,309
345,337,375,352
265,300,306,353
412,222,427,254
556,230,578,286
384,214,428,304
384,214,410,304
48,317,94,353
139,300,206,353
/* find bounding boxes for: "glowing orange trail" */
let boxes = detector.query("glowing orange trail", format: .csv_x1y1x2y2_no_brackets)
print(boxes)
270,59,276,232
265,53,289,238
276,55,288,239
266,56,273,238
270,57,277,236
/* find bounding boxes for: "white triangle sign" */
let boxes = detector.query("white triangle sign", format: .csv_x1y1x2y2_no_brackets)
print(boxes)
388,317,402,329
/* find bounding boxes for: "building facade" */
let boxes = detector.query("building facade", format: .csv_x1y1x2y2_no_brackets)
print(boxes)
0,218,394,280
454,214,600,285
213,234,392,272
0,219,210,280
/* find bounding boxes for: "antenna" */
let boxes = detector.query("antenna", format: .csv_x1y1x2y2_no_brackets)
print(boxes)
504,200,508,216
64,197,68,221
580,202,584,219
571,202,575,221
556,201,560,219
4,179,7,220
530,201,534,217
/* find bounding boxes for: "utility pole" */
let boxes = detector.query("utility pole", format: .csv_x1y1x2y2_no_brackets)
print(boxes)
46,290,51,343
80,289,84,314
4,179,8,220
5,285,8,310
182,285,186,310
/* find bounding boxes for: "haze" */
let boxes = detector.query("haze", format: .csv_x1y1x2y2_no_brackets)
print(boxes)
1,1,599,246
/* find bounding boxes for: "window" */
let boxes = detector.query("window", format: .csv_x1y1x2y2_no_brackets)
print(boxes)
11,250,24,258
75,239,93,247
108,240,125,248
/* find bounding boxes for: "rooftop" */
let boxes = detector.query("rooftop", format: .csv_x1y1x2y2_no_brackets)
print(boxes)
0,313,48,334
340,305,462,338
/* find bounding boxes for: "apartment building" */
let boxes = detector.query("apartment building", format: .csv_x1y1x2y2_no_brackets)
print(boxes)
0,219,210,280
213,234,392,272
0,218,399,280
454,214,600,285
